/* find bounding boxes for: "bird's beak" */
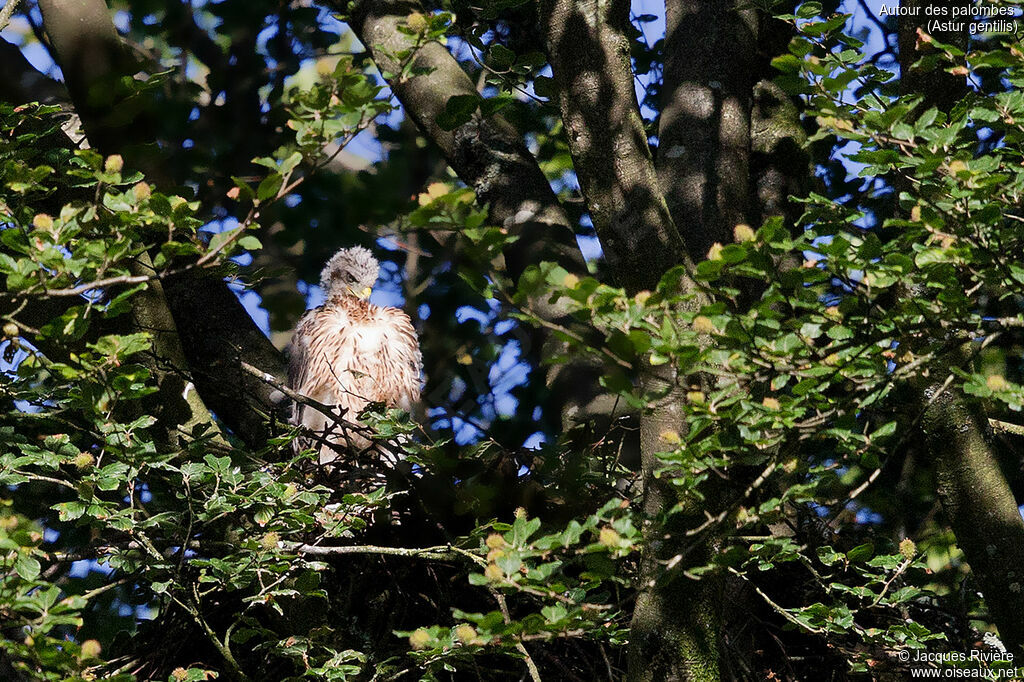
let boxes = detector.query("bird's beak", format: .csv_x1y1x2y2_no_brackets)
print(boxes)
357,286,372,299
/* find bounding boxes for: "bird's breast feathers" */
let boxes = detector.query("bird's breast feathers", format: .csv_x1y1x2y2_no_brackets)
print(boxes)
290,296,422,408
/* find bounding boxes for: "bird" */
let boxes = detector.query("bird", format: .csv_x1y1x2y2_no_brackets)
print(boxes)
287,246,422,465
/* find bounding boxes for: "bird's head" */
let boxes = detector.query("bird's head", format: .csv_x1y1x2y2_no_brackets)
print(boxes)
319,246,379,300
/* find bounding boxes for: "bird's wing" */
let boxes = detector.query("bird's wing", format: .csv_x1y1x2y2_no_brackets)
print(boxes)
378,306,423,410
287,308,320,396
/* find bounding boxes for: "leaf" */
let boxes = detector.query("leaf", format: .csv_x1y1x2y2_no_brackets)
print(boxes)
257,173,284,202
436,94,480,131
797,2,822,18
207,227,243,255
488,44,516,70
846,543,874,563
14,553,41,581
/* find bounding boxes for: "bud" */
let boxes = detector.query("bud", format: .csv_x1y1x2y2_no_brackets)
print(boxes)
733,223,755,242
486,548,505,562
986,374,1009,392
598,527,621,548
706,242,724,260
74,452,95,470
513,507,527,520
762,397,781,410
409,628,431,650
454,624,478,644
634,290,651,305
32,213,53,230
484,563,504,582
899,538,917,561
910,205,922,222
2,322,19,339
133,182,151,201
80,639,102,659
947,160,968,175
562,273,579,289
171,669,189,681
692,316,715,334
406,11,429,33
104,154,124,173
485,533,506,550
949,65,969,77
260,531,280,551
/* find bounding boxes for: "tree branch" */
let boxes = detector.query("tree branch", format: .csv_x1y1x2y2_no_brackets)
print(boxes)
917,381,1024,654
33,0,229,447
541,0,689,294
345,0,584,293
539,4,721,680
895,0,1024,655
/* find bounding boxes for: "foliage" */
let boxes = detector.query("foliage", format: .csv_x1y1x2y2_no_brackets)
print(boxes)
2,0,1024,680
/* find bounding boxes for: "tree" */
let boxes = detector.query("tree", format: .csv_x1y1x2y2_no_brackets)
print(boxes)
2,0,1024,680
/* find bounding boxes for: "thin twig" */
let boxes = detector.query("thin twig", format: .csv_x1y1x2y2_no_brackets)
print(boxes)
0,0,21,33
729,567,823,635
870,557,913,608
989,418,1024,437
283,542,485,565
493,589,543,682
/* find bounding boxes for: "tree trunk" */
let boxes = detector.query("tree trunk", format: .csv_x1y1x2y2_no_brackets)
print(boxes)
540,2,724,679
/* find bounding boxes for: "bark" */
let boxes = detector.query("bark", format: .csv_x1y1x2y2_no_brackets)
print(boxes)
35,0,148,164
128,253,227,446
630,367,721,682
542,0,688,294
750,79,807,229
163,271,288,447
346,0,583,291
657,0,758,259
749,12,807,231
917,385,1024,654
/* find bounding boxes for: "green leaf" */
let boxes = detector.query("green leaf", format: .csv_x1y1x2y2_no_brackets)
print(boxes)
436,94,480,131
797,2,822,18
488,44,516,70
257,173,284,201
845,543,874,563
14,553,41,581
